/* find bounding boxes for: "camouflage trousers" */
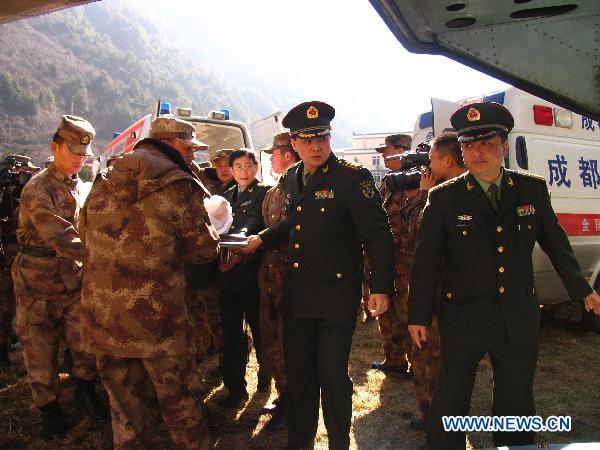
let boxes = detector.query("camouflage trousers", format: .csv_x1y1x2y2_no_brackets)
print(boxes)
13,288,97,407
411,316,440,422
97,355,208,450
257,251,286,395
376,285,412,367
0,257,16,346
187,285,223,361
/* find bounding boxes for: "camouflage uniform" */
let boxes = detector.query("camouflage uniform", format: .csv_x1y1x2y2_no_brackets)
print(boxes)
80,137,220,450
11,163,98,407
401,190,440,423
187,162,234,361
257,177,288,395
375,185,412,367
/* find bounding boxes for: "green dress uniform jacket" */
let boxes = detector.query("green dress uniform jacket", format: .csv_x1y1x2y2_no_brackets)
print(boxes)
409,169,591,342
408,168,592,449
259,152,395,319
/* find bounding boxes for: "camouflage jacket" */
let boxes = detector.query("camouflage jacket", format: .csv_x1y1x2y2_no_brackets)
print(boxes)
79,142,220,358
13,163,86,296
383,189,409,283
397,190,427,284
258,177,289,287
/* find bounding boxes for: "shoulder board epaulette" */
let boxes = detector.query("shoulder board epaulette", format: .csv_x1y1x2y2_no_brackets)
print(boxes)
285,161,302,174
429,176,462,194
514,170,546,183
337,158,363,171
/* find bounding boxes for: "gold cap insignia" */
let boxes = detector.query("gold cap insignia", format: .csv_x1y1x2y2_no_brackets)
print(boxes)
466,181,475,191
467,108,481,122
81,135,90,144
307,106,319,119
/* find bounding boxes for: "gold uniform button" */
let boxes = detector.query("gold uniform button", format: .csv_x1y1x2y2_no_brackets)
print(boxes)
296,206,302,212
498,246,504,253
336,273,343,279
497,226,503,232
446,292,452,299
271,214,275,219
528,224,532,230
294,243,300,249
499,286,505,294
268,264,273,268
320,207,325,213
295,224,301,231
498,266,505,273
462,230,468,235
267,288,272,293
293,262,299,268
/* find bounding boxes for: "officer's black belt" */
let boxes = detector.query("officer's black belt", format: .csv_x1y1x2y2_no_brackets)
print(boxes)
18,245,57,257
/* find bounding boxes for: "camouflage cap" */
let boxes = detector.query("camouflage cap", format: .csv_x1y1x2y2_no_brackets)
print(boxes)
150,117,208,150
211,148,235,164
56,115,96,156
385,134,412,148
263,132,293,154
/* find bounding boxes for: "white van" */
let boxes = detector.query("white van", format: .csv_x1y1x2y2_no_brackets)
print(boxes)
413,87,600,330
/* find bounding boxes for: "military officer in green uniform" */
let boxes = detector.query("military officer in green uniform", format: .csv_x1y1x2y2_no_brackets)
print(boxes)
241,101,394,450
408,102,600,449
218,149,271,407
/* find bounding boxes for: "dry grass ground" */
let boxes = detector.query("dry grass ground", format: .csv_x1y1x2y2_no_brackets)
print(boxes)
1,311,599,449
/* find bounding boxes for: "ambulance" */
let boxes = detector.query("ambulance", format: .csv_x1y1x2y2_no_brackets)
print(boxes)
100,102,282,178
412,87,600,331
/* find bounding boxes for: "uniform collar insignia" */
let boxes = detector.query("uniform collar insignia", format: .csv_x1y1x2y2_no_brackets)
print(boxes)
507,177,514,187
466,181,475,191
322,165,329,174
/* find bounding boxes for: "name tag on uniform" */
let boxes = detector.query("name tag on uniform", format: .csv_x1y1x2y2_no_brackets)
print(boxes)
240,200,253,207
456,214,473,227
516,204,535,216
315,189,334,200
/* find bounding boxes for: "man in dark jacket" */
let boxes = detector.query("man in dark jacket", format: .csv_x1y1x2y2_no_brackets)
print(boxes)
408,102,600,449
241,101,394,450
218,149,271,407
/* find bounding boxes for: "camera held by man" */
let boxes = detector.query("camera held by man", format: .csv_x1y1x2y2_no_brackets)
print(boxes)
383,142,431,192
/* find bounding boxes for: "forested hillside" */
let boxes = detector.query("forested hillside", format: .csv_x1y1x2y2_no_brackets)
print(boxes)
0,2,262,163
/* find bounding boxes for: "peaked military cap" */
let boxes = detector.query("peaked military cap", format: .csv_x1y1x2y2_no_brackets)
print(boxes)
150,117,208,150
263,132,293,154
282,101,335,139
450,102,514,143
56,115,96,156
375,133,412,153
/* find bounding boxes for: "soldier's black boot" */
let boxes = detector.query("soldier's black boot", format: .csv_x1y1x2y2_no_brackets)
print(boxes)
39,401,67,440
75,379,108,421
0,343,11,370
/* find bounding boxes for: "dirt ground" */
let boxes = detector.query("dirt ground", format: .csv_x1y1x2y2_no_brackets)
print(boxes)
1,311,599,449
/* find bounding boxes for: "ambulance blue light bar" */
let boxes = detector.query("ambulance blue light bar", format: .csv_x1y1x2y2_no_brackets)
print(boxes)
483,91,505,105
159,101,171,116
219,109,231,120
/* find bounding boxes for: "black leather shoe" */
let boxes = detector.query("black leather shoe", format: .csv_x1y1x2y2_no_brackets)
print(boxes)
370,361,408,372
39,401,67,440
218,390,249,409
75,379,109,421
261,396,281,414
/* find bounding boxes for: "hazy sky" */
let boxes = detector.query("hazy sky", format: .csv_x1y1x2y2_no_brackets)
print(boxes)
117,0,509,135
